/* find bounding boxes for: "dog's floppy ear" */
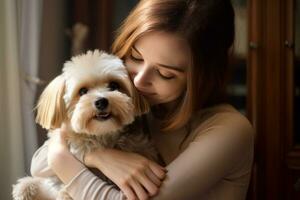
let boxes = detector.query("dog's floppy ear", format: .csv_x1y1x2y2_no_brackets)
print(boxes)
35,75,66,130
132,87,150,116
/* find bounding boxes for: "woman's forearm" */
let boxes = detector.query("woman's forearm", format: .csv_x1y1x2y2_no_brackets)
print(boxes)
64,168,126,200
31,141,55,177
49,148,86,184
48,147,127,199
35,129,126,199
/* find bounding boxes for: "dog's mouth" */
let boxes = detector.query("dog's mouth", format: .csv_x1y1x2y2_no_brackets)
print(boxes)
94,112,112,121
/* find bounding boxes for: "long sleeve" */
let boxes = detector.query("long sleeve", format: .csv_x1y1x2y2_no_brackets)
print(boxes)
65,168,126,200
63,112,254,200
30,140,127,199
30,109,254,200
31,140,56,178
151,120,254,200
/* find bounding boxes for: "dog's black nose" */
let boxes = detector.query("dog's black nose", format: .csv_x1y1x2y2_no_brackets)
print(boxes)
95,98,109,110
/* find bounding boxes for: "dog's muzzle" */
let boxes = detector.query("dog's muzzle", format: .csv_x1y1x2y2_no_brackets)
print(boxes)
95,98,109,110
94,98,111,121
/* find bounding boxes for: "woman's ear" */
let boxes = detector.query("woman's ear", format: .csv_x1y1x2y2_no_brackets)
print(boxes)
132,87,150,116
35,75,66,130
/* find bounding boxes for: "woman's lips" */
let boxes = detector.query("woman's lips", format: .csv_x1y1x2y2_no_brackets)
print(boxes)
137,89,156,96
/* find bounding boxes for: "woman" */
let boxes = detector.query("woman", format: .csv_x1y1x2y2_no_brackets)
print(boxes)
31,0,254,199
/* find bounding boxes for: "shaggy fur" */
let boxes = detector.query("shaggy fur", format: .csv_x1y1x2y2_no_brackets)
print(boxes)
12,50,160,200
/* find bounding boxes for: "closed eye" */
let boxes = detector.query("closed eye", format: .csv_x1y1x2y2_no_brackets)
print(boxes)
156,69,175,80
130,54,143,62
129,54,175,80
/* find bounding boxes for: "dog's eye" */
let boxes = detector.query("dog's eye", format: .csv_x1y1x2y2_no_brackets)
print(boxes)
79,87,88,96
108,81,120,91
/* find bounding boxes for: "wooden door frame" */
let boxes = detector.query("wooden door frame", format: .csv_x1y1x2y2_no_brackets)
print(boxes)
72,0,113,51
248,0,296,199
283,0,300,199
247,0,263,198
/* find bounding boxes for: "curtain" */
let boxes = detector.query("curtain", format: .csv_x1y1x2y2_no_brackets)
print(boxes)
20,0,43,173
0,0,42,199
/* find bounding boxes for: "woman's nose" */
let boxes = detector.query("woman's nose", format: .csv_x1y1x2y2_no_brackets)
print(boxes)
133,65,152,88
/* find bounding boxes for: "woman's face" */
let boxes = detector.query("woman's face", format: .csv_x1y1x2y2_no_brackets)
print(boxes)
125,31,191,105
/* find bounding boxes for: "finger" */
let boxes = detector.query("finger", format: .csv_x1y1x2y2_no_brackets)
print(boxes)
145,168,161,187
136,171,158,196
119,184,137,200
129,179,149,200
150,160,167,171
148,162,167,180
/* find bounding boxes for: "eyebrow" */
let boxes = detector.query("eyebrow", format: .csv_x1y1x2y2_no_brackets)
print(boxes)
132,45,185,73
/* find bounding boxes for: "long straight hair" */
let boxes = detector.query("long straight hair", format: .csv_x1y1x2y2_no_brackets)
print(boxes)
112,0,235,131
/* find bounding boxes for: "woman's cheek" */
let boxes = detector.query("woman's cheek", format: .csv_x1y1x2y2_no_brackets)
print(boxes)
167,81,186,97
159,83,177,96
124,61,137,80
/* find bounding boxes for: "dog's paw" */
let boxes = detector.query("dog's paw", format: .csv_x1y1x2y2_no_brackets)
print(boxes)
12,176,39,200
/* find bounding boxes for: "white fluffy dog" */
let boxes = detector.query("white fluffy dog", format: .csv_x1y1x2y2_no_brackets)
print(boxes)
12,50,160,200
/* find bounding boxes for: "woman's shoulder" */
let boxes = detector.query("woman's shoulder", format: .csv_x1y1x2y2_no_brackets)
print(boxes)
188,103,255,145
187,103,254,172
194,103,253,130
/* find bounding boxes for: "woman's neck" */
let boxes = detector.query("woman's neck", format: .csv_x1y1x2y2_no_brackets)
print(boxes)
151,99,181,119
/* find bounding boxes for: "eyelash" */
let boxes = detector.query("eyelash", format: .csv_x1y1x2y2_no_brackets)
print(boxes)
129,54,143,62
129,54,175,80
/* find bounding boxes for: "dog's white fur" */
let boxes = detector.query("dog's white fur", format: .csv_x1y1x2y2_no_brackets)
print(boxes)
12,50,159,200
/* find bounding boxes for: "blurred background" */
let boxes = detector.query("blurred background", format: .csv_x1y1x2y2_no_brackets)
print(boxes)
0,0,299,199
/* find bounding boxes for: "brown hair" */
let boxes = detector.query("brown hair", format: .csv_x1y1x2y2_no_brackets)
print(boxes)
112,0,235,131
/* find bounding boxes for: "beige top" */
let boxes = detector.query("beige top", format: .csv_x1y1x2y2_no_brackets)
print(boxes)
31,104,254,200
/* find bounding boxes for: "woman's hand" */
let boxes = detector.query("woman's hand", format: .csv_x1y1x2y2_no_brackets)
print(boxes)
47,124,85,184
47,125,69,168
85,148,167,200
